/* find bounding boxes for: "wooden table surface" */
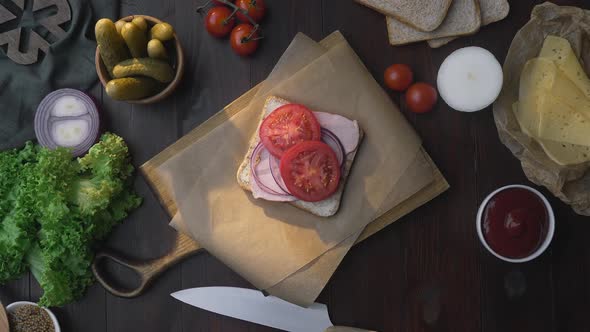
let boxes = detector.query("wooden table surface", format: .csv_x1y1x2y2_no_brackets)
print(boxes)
1,0,590,331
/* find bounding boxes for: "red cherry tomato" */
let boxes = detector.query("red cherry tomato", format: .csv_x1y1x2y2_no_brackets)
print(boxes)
406,83,438,113
280,141,341,202
384,64,414,91
230,23,259,56
259,104,321,158
205,6,235,38
235,0,266,22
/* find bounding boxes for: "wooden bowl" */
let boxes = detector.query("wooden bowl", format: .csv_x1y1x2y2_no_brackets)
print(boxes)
95,15,184,104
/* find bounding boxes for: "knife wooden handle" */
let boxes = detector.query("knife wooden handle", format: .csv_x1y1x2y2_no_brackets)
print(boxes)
92,232,202,298
326,327,377,332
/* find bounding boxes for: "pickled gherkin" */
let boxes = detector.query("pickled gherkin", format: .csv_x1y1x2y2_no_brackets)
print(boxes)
113,58,175,83
105,77,160,100
121,22,148,58
147,39,168,60
150,22,174,41
95,19,130,77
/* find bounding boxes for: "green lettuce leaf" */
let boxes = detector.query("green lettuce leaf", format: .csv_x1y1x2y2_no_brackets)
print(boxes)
0,133,142,307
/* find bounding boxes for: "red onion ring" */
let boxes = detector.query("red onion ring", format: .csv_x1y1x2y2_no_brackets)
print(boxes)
320,128,346,167
269,154,290,194
34,89,100,157
250,142,292,196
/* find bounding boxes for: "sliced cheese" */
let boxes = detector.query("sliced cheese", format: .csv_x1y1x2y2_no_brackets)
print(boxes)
516,58,557,136
540,140,590,166
539,35,590,99
550,69,590,115
513,102,590,165
514,36,590,164
516,57,590,137
538,95,590,147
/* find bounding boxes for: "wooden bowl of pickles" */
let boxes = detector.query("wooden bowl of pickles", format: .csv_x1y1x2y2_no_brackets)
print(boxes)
95,15,184,104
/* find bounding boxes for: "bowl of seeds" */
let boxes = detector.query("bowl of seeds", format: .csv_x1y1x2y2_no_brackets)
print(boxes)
6,301,59,332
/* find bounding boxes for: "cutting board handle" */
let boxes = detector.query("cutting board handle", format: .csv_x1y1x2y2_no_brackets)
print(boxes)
92,232,202,298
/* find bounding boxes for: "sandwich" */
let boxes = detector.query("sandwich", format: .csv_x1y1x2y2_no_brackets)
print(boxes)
237,96,364,217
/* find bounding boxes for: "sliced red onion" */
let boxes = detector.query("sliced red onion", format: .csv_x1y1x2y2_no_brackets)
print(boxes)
269,154,290,194
34,89,100,157
250,142,291,196
321,128,345,166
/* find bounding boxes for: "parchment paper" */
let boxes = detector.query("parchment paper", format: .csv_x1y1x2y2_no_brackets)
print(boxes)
493,2,590,215
156,32,433,304
169,147,435,306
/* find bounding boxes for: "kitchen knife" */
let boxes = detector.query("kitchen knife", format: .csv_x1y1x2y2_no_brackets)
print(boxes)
171,286,375,332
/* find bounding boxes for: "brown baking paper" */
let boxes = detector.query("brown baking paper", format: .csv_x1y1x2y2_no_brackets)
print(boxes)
166,32,442,307
149,32,448,305
493,2,590,215
158,32,422,287
169,148,435,307
140,31,448,307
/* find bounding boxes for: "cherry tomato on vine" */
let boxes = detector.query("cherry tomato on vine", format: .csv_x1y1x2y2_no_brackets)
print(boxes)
384,64,413,91
235,0,266,22
230,23,259,56
405,83,438,113
205,6,236,38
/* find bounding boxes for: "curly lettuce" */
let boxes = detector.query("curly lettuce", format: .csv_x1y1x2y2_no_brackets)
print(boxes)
0,133,141,307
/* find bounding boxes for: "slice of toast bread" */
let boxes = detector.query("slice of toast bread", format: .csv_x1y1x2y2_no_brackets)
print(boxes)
356,0,453,32
237,96,364,217
386,0,481,46
427,0,509,48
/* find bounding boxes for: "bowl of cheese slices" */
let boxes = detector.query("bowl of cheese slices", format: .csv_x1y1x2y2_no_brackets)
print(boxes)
492,2,590,215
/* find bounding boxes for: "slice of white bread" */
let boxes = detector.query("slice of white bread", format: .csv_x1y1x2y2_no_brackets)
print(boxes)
428,0,509,48
356,0,453,32
386,0,481,46
237,96,364,217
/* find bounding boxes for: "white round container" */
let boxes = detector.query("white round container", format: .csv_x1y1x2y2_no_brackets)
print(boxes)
6,301,61,332
476,184,555,263
437,46,503,112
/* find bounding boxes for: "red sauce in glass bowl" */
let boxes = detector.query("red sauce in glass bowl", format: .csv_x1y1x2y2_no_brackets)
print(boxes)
481,187,549,259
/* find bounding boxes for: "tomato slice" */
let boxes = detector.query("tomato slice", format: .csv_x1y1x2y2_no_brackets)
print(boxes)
259,104,321,158
279,141,341,202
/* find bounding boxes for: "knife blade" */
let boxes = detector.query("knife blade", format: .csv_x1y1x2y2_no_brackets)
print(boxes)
171,286,375,332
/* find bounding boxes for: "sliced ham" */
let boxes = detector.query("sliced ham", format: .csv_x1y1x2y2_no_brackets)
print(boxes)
314,112,360,153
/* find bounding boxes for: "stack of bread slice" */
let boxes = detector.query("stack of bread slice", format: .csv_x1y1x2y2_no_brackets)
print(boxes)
356,0,510,48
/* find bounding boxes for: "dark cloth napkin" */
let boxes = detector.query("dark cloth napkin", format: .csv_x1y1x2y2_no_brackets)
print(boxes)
0,0,118,150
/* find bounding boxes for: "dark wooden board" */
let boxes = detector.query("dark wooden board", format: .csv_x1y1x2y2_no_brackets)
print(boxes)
1,0,590,331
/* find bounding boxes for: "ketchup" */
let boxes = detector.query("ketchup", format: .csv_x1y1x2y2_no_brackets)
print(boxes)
481,188,548,259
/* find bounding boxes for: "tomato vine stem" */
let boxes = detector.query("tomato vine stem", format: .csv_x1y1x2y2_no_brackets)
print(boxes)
196,0,262,38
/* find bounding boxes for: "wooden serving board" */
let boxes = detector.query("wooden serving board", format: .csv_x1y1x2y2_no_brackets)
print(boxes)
93,39,449,297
